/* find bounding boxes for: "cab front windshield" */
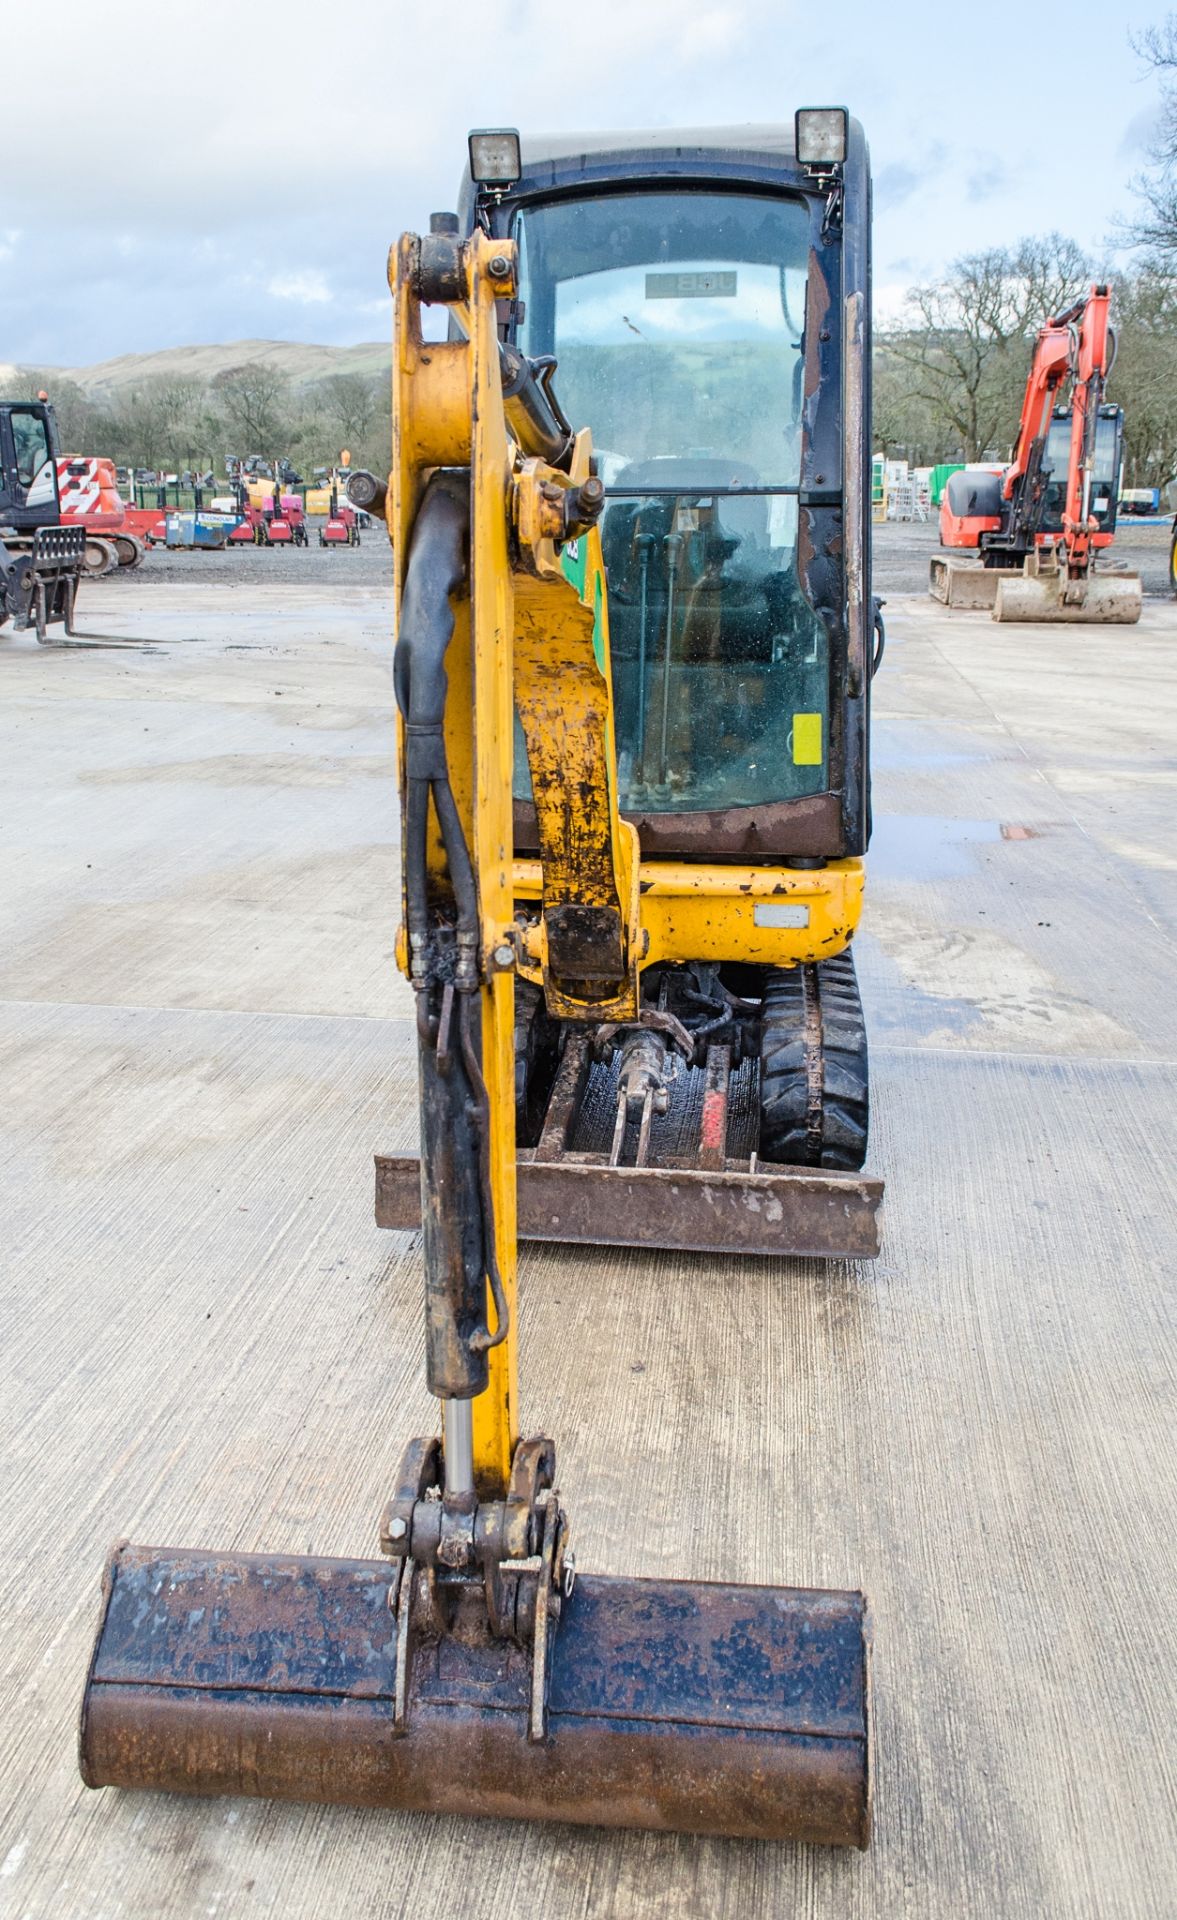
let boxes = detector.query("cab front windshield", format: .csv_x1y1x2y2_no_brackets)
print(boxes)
512,189,828,813
1040,408,1121,532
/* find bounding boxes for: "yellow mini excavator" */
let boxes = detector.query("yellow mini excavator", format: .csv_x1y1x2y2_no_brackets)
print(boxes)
81,116,881,1847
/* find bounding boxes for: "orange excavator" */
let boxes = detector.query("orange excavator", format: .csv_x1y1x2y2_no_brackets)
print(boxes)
931,284,1142,622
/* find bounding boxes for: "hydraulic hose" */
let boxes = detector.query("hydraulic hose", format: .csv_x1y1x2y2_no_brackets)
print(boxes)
394,468,509,1373
871,599,886,678
394,471,476,971
431,778,479,974
458,993,510,1353
403,778,431,1031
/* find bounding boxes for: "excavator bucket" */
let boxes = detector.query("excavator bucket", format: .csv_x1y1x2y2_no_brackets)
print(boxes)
81,1544,870,1846
994,567,1143,623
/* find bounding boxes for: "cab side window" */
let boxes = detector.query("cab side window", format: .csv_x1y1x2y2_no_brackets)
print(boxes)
11,410,51,487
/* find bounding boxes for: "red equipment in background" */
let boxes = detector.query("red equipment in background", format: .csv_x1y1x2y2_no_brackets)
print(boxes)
228,481,309,548
934,283,1140,620
265,491,293,544
227,498,267,546
319,487,361,547
937,467,1003,546
264,491,308,546
56,457,157,575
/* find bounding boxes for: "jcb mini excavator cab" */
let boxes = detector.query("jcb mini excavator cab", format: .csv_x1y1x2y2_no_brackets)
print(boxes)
81,118,877,1848
0,396,85,640
374,119,882,1253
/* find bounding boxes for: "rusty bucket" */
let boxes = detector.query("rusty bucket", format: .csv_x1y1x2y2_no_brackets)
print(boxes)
993,567,1143,624
81,1543,871,1846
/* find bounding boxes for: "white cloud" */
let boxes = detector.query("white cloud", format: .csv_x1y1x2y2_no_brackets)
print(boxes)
679,5,746,60
0,0,1154,362
267,270,332,305
873,279,915,328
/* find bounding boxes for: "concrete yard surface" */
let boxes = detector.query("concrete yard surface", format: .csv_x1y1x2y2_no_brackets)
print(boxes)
1,576,1176,1919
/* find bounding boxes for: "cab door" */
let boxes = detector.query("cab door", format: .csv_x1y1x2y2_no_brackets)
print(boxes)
0,405,61,531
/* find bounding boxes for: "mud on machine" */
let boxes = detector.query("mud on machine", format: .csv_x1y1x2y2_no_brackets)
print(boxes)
80,112,882,1847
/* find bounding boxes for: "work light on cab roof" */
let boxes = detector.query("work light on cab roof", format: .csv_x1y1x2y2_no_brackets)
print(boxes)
794,106,849,168
468,127,522,186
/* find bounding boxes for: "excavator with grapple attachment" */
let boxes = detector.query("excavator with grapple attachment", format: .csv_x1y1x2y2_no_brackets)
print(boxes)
80,115,880,1846
0,396,85,640
931,283,1142,622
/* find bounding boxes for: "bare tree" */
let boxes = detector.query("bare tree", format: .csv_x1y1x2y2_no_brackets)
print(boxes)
886,236,1091,458
104,384,176,469
17,372,105,454
1106,264,1177,488
151,379,210,469
12,357,392,479
316,372,382,449
871,347,940,463
1127,16,1177,259
211,361,291,454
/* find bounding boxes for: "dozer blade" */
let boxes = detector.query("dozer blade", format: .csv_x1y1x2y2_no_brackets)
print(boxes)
993,569,1143,624
377,1029,883,1261
928,554,1001,609
81,1543,871,1846
376,1152,882,1259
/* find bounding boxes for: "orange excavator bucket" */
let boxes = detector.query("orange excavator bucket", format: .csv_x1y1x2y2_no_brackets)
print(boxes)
993,562,1142,623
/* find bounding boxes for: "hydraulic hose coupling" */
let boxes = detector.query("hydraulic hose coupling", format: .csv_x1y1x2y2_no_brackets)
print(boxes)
454,929,480,991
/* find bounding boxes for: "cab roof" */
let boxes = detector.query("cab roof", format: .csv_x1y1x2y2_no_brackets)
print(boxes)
456,119,869,238
519,125,801,169
457,122,866,217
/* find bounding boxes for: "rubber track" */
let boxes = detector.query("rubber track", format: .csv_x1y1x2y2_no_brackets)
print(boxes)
758,950,869,1171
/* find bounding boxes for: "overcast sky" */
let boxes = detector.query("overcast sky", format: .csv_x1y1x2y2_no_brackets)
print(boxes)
2,0,1167,368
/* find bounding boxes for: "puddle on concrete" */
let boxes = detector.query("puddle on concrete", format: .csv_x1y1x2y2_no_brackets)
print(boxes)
857,912,1135,1054
872,743,983,771
870,813,1002,881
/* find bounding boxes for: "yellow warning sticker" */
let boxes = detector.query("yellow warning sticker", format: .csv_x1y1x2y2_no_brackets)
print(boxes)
792,712,823,765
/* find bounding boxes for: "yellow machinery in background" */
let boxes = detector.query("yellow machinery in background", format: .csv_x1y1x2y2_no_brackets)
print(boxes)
305,452,354,516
